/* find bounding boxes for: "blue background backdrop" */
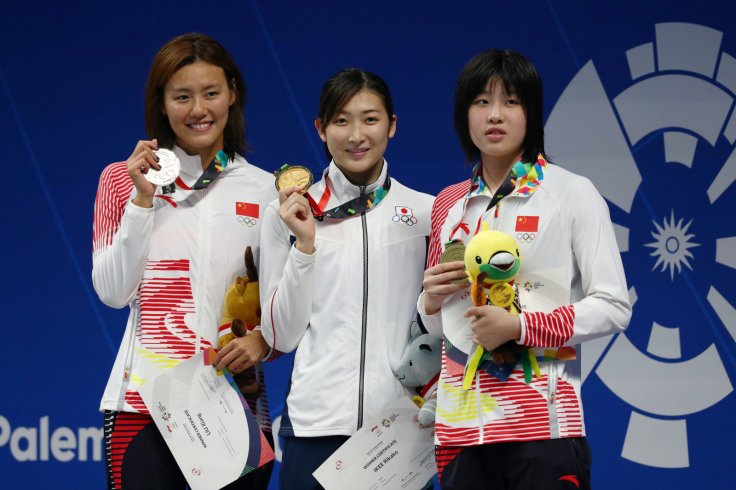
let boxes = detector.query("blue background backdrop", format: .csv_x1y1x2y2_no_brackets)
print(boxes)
1,0,734,488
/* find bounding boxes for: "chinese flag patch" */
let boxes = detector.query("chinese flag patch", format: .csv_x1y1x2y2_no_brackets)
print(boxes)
515,215,539,232
236,202,259,218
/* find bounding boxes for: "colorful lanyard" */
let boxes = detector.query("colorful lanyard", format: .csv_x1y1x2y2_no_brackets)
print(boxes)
305,172,391,220
170,149,229,193
448,156,547,242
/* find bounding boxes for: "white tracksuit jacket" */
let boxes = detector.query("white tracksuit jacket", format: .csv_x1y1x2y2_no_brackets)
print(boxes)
260,160,434,437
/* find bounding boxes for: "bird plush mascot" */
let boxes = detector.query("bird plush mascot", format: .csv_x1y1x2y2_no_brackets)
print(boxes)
462,222,525,390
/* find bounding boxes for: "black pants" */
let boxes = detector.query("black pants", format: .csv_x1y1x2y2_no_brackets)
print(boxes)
279,435,350,490
104,411,274,490
438,438,592,490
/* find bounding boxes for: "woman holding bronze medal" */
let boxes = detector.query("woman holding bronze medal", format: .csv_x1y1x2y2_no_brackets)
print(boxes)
92,33,276,489
418,50,631,489
259,69,434,489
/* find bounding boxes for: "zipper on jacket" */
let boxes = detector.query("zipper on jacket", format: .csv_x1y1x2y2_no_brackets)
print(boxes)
475,373,484,444
357,185,369,430
122,303,139,381
194,187,210,354
117,299,140,411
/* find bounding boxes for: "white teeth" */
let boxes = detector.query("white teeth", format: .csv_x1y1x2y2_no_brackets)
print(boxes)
190,123,211,129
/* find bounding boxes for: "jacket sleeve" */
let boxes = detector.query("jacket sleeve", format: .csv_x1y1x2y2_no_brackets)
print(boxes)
258,202,316,355
417,193,448,339
519,177,631,347
91,163,153,308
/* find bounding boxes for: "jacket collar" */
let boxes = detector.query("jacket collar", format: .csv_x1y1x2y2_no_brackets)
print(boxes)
317,159,389,202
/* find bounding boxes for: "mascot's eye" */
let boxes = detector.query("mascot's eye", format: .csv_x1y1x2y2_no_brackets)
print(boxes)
409,360,413,366
475,256,482,264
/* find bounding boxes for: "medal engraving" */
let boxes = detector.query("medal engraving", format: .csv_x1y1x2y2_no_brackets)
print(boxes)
441,240,468,284
145,149,180,186
489,282,515,308
275,164,313,193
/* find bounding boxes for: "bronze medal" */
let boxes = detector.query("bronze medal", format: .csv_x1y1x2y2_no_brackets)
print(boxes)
274,164,313,194
442,240,468,284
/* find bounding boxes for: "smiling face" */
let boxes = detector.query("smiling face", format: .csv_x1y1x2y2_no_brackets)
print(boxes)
467,78,527,171
162,60,236,166
315,89,396,186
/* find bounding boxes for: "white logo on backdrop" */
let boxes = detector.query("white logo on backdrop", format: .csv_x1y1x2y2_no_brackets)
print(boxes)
546,22,735,469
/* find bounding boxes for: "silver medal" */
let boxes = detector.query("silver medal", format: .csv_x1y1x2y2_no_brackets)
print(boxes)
145,148,181,186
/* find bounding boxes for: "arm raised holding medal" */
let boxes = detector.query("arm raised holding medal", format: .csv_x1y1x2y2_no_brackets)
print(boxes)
278,185,316,255
92,33,277,489
259,68,434,489
124,139,160,208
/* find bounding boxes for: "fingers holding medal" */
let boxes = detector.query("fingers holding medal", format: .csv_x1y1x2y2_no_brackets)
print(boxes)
126,139,160,178
441,240,469,285
126,139,164,206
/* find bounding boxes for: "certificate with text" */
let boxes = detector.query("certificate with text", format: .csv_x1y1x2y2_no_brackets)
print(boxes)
138,348,274,490
313,397,436,490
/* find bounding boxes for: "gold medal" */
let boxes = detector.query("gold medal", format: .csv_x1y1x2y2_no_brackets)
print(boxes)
441,240,468,284
274,164,313,194
489,282,514,308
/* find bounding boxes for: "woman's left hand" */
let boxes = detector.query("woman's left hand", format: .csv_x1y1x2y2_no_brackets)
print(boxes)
214,331,269,373
464,305,521,351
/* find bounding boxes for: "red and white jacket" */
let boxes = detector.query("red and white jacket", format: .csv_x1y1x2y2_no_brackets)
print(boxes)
419,158,631,446
92,146,277,431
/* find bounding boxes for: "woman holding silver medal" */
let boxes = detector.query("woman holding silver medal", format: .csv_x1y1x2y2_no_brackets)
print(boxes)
92,33,276,489
258,68,435,489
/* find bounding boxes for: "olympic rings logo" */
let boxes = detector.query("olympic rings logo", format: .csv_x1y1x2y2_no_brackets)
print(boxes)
392,214,418,226
238,216,257,227
516,232,536,243
392,206,418,226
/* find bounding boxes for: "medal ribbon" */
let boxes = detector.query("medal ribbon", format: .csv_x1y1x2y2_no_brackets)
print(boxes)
448,155,547,242
305,172,391,221
173,149,229,191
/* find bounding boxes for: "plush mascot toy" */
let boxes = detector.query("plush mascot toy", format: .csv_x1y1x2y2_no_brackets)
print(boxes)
462,222,529,390
395,320,442,426
217,246,261,397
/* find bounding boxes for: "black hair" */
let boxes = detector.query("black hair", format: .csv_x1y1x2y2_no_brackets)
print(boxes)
317,68,395,159
454,49,545,164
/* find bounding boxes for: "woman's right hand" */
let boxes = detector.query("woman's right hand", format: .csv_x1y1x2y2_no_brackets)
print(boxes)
422,261,469,315
278,186,315,254
125,139,161,208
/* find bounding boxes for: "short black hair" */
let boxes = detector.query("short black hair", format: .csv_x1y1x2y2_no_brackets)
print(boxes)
454,49,545,164
317,68,394,159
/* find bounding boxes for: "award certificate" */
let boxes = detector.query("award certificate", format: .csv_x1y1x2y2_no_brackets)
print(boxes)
442,268,571,355
138,348,274,490
313,397,436,490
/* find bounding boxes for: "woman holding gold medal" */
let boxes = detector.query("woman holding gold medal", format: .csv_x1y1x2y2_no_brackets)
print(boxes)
259,68,434,489
92,33,276,489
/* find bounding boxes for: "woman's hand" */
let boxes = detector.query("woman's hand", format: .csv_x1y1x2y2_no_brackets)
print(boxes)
464,305,521,351
125,139,161,208
214,331,269,374
421,261,469,315
278,186,315,254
